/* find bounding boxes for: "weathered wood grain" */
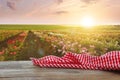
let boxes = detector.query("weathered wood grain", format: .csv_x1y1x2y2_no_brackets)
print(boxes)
0,61,119,80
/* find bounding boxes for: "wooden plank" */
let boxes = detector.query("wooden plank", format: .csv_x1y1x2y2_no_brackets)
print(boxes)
0,61,119,80
0,61,33,69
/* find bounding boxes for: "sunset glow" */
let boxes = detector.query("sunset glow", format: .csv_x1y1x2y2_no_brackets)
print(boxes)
80,16,95,28
0,0,120,24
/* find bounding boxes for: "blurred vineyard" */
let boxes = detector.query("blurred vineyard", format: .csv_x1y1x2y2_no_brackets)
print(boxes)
0,25,120,61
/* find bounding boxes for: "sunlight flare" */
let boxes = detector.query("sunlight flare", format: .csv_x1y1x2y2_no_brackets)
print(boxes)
80,16,95,28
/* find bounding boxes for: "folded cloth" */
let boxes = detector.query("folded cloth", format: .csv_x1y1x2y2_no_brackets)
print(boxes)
30,51,120,70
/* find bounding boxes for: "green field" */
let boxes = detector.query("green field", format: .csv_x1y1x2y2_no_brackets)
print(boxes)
0,25,120,31
0,25,120,61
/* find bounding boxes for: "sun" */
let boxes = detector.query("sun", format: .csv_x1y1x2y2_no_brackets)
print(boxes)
80,16,95,28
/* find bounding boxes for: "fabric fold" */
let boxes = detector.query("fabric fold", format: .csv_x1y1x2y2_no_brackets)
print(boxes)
31,51,120,70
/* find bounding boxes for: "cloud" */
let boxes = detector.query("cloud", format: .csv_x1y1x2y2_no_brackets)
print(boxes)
0,0,120,24
6,0,23,10
57,0,63,4
25,8,39,17
7,1,16,10
81,0,97,4
54,11,68,15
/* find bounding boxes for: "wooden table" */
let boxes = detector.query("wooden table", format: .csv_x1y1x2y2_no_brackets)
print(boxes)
0,61,119,80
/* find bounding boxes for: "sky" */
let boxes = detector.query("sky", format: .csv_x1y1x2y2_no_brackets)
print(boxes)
0,0,120,25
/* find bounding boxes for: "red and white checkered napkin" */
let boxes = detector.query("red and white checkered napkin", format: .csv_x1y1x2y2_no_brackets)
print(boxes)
30,51,120,71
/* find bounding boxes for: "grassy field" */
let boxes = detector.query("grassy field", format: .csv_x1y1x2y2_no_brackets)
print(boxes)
0,25,120,60
0,25,70,30
0,24,120,31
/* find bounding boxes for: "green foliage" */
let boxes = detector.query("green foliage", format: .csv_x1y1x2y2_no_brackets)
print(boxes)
33,29,120,56
0,25,120,60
